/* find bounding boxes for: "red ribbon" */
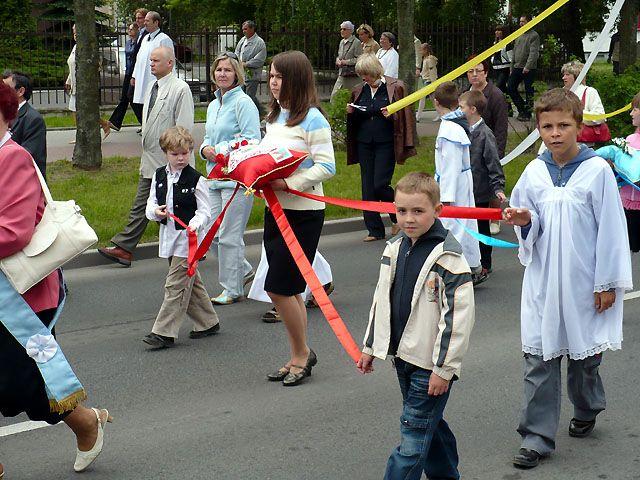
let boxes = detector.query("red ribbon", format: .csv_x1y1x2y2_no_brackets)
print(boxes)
284,188,503,221
262,187,361,363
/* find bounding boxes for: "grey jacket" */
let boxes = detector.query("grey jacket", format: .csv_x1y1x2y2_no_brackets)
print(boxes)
337,35,363,77
469,120,505,203
234,33,267,81
511,30,540,70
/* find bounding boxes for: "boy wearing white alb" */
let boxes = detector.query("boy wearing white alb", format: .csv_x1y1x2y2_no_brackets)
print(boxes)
504,89,632,469
433,81,482,282
143,126,220,349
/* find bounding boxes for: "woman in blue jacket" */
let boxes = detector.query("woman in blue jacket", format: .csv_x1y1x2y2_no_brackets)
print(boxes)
199,52,261,304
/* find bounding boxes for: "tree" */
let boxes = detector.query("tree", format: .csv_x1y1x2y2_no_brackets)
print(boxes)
72,0,102,169
618,0,639,72
397,0,415,96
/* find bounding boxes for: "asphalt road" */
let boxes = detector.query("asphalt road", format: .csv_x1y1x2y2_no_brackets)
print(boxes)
2,228,640,480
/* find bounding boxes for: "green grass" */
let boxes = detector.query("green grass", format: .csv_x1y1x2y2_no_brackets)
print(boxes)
43,107,209,129
47,133,537,246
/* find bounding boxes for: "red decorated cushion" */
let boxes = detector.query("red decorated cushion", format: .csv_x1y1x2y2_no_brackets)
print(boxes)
207,144,308,191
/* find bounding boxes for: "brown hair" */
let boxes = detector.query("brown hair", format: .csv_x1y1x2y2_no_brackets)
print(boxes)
421,43,433,57
467,55,491,75
159,126,194,153
266,50,322,127
632,91,640,109
434,81,459,110
395,172,440,206
134,8,149,17
534,88,583,124
459,90,487,116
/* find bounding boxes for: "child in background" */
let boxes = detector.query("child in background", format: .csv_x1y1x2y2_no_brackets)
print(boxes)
504,89,632,469
143,126,220,349
621,92,640,252
358,172,475,480
415,43,438,122
459,89,506,282
433,81,482,281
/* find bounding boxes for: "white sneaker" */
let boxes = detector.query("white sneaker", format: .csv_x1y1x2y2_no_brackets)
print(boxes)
490,221,500,235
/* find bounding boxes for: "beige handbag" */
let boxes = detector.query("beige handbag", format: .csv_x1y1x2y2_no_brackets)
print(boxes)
0,160,98,293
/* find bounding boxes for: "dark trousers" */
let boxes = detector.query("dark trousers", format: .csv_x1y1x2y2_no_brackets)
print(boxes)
476,201,492,270
493,68,509,93
507,68,536,118
357,140,397,238
108,75,142,129
111,176,152,253
385,358,460,480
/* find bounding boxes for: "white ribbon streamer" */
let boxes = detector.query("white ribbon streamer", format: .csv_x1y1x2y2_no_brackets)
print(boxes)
26,333,59,363
501,0,627,166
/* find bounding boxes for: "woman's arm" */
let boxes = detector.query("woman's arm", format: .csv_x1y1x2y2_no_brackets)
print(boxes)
0,146,42,258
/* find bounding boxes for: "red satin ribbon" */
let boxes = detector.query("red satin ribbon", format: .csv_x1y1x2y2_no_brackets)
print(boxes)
263,187,362,363
285,188,503,221
166,212,199,275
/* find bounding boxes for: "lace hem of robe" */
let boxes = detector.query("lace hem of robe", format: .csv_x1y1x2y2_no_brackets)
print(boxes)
594,281,633,293
522,342,622,360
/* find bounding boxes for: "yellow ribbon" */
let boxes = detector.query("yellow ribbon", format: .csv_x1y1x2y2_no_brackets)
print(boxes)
583,103,632,121
386,0,571,115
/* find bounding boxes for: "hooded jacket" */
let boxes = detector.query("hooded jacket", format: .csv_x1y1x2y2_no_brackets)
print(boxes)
362,228,475,380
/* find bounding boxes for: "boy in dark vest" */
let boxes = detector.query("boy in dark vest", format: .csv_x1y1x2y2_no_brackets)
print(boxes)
143,126,220,349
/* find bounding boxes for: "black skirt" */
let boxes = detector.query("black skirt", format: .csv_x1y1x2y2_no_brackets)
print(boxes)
625,208,640,253
263,207,325,296
0,309,70,424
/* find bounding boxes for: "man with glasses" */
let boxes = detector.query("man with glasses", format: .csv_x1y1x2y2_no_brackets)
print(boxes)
234,20,266,113
506,15,540,121
131,11,174,120
331,21,363,101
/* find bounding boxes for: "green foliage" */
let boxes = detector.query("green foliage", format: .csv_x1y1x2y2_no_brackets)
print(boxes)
0,43,68,87
325,88,351,149
539,34,562,69
0,0,35,39
587,62,640,138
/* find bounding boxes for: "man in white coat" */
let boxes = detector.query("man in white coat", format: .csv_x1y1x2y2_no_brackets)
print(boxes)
131,11,174,114
99,46,194,266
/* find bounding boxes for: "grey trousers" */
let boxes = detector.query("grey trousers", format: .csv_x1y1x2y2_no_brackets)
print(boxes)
330,75,361,101
244,79,262,113
151,256,219,338
111,176,151,253
518,353,606,455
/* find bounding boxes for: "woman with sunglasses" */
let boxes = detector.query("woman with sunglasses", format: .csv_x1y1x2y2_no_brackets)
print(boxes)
199,52,261,305
260,51,335,386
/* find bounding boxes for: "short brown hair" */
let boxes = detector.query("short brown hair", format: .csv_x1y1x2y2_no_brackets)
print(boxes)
134,8,148,17
459,90,487,116
395,172,440,206
159,126,194,153
434,81,459,110
267,50,322,127
534,88,583,124
632,91,640,109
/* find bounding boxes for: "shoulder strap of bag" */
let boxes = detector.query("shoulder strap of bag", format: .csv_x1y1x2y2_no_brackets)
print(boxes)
581,88,587,106
30,159,54,207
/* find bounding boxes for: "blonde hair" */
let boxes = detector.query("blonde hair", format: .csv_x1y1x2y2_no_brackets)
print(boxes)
561,60,583,79
534,88,583,124
159,126,194,153
632,91,640,109
355,53,385,79
356,24,374,37
395,172,440,206
211,53,245,88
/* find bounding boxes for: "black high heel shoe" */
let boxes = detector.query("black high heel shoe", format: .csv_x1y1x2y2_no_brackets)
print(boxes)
282,349,317,386
267,366,290,382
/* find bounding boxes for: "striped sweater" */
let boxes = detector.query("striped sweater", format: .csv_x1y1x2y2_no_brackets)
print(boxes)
262,107,336,210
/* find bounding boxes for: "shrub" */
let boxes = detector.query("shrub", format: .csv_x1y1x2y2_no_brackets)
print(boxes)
325,88,351,149
587,63,640,138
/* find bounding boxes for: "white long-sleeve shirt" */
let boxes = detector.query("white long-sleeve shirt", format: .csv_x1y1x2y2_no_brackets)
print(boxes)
146,166,211,258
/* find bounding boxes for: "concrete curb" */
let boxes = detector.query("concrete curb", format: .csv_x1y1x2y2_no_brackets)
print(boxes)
66,216,366,270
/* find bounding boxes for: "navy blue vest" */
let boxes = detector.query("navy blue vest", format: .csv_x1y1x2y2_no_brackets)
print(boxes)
155,165,202,230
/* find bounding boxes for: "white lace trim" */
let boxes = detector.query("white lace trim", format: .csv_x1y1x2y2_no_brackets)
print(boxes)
594,281,633,293
522,342,621,361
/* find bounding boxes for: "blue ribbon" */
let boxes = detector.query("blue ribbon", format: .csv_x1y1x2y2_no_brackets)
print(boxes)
616,171,640,193
0,271,85,412
456,220,518,248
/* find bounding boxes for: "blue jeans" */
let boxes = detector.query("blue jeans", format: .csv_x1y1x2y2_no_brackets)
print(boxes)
384,359,460,480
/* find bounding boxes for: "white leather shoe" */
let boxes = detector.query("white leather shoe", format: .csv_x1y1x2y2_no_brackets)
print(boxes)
73,407,112,472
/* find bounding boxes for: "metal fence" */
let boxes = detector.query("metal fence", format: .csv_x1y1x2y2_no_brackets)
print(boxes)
0,21,570,111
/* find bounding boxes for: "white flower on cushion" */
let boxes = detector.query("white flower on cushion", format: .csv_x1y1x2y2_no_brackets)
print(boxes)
26,334,59,363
